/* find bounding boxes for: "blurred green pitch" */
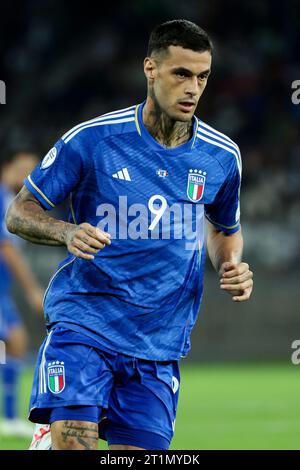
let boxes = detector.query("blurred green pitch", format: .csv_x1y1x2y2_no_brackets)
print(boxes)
0,363,299,450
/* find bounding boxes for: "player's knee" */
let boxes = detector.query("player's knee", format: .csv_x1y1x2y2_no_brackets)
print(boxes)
51,420,99,450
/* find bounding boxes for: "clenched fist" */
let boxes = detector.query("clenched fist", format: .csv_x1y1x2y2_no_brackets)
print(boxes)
219,261,253,302
64,222,111,260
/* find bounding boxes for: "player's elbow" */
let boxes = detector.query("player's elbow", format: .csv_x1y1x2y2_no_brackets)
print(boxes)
5,194,27,235
6,186,41,236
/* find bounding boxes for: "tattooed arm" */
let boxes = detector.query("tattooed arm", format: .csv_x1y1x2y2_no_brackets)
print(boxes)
6,186,111,260
6,186,70,246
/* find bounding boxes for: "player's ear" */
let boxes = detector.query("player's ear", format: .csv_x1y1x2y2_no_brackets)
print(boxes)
144,57,157,82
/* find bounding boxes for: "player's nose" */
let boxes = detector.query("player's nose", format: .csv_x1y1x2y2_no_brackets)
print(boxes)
184,76,199,96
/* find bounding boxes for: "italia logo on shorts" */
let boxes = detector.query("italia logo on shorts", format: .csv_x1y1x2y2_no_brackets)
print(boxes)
187,169,206,202
47,361,65,394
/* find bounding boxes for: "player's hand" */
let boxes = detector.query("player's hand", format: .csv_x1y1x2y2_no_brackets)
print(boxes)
65,222,111,260
219,261,253,302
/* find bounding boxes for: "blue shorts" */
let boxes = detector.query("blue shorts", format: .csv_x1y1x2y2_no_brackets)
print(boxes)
29,327,181,450
0,295,22,341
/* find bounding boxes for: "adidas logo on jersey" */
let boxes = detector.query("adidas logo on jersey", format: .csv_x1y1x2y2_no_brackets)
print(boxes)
112,168,131,181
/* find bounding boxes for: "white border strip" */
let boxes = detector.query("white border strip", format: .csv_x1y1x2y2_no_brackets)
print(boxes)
62,108,135,141
198,125,241,164
102,105,136,117
64,117,135,143
196,133,242,177
199,119,239,147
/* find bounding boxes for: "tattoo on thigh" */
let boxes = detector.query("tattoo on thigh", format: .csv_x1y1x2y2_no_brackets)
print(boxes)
61,421,98,450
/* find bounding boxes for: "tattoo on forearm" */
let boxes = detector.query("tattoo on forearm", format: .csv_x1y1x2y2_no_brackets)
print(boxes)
6,187,71,246
60,421,99,450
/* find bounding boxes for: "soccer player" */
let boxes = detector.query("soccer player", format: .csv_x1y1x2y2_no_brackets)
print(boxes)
0,150,44,437
6,20,253,450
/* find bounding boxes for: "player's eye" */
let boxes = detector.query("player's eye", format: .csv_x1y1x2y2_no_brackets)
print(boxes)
198,74,209,81
175,71,188,79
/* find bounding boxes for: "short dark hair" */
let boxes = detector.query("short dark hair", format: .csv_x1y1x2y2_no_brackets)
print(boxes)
147,19,213,57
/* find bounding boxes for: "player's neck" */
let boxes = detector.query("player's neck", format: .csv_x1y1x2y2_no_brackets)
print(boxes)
142,97,193,148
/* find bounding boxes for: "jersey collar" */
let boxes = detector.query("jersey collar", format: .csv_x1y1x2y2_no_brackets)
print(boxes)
135,101,199,155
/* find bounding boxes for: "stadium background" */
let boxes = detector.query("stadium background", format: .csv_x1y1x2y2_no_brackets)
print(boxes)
0,0,299,450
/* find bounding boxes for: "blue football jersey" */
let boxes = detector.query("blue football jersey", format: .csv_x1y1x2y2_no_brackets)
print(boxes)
24,102,242,360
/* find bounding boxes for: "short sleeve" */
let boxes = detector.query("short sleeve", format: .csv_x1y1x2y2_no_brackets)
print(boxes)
205,156,241,234
24,137,85,210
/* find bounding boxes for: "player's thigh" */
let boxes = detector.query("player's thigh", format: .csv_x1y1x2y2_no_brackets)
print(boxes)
103,359,180,450
6,326,28,357
51,420,98,450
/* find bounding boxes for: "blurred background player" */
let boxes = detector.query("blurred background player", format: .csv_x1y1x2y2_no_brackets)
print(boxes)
0,150,44,437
